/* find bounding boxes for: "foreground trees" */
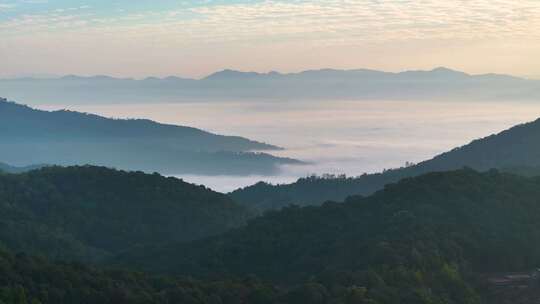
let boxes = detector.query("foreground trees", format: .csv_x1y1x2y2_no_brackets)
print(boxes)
4,168,540,303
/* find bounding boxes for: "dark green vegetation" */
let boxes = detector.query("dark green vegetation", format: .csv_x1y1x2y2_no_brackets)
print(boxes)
231,117,540,211
0,165,249,262
4,245,470,304
230,174,373,211
118,169,540,304
2,167,540,303
0,247,280,304
0,98,301,175
1,68,538,104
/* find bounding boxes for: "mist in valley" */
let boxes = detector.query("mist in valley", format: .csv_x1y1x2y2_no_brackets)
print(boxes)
39,99,540,192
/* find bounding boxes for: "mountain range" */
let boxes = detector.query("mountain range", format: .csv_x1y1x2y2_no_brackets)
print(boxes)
0,98,301,175
3,67,540,303
230,116,540,211
3,116,540,303
1,67,538,104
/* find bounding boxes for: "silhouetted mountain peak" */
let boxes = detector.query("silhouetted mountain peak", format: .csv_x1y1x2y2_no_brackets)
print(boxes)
431,66,466,74
142,76,189,82
204,69,259,80
397,67,470,79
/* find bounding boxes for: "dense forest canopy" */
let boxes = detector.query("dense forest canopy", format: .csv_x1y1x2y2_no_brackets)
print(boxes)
1,166,539,303
0,165,250,262
231,117,540,211
0,98,301,175
0,247,285,304
4,243,485,304
116,169,540,303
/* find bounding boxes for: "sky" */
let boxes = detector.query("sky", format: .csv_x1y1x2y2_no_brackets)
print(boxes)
1,0,539,79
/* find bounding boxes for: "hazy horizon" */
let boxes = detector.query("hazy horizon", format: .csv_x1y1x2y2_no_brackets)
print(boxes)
1,66,536,81
2,0,539,79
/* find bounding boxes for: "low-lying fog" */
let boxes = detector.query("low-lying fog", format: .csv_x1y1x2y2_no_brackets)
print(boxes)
39,100,540,192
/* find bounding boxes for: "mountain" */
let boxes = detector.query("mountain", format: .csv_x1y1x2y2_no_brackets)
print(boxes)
0,165,250,263
0,162,44,174
113,169,540,304
0,98,301,175
1,67,538,104
231,117,540,211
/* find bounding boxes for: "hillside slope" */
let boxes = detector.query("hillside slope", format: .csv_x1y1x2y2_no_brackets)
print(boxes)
115,169,540,303
0,98,301,175
0,166,250,262
231,117,540,210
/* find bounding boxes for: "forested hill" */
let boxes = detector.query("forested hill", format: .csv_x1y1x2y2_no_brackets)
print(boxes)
5,245,486,304
0,247,285,304
231,117,540,210
0,165,250,263
114,169,540,304
0,98,301,175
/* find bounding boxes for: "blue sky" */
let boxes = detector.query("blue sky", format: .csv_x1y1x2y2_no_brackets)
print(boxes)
0,0,264,21
1,0,539,78
0,0,257,15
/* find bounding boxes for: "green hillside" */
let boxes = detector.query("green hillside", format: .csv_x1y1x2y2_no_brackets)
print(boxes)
231,118,540,211
0,166,250,262
116,169,540,304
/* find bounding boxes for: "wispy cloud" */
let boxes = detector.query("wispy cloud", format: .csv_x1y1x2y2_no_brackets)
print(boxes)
1,0,539,77
3,0,540,42
0,2,16,12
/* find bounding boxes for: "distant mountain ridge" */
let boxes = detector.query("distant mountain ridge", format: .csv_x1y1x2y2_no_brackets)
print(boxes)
0,162,45,174
1,67,537,104
231,117,540,211
0,98,301,175
202,67,517,81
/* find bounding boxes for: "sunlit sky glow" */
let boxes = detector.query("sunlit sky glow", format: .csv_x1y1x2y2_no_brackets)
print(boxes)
1,0,539,78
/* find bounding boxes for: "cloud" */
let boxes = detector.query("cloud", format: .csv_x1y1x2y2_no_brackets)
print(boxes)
0,2,16,12
179,0,540,44
1,0,539,77
3,0,540,43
